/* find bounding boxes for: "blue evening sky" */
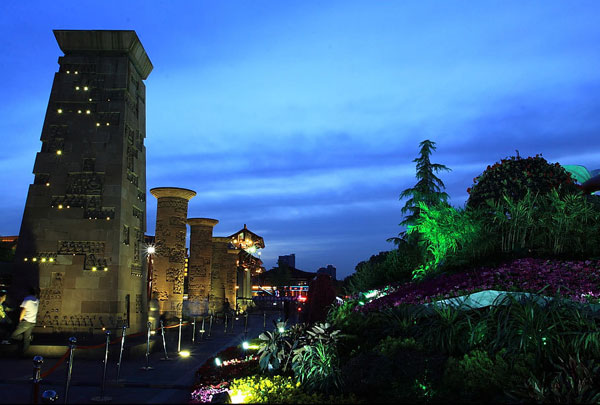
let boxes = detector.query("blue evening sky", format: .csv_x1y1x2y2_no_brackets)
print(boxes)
1,1,599,279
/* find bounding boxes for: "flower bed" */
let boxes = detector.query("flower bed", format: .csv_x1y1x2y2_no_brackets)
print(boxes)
360,258,600,312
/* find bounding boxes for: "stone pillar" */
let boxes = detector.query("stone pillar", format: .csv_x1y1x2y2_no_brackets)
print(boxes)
226,249,239,311
150,187,196,319
210,237,239,313
187,218,218,316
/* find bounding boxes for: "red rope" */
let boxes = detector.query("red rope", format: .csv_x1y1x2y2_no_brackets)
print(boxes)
40,348,70,378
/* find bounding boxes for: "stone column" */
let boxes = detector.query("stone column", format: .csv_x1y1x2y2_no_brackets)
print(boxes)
210,237,239,313
150,187,196,319
187,218,218,316
225,249,240,311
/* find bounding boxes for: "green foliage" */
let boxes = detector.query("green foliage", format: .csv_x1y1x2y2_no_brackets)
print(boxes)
407,203,494,278
390,139,451,246
511,356,600,404
467,154,577,209
443,349,534,398
374,336,424,357
345,242,422,294
292,342,343,394
257,321,300,373
229,375,361,404
487,189,600,257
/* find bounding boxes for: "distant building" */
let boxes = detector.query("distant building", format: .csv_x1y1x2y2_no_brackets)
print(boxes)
317,264,337,280
278,254,295,268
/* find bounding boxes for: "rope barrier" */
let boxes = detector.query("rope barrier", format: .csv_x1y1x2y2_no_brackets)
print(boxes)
40,349,70,379
36,321,192,378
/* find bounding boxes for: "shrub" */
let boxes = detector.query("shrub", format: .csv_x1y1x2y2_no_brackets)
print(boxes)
467,154,578,209
228,375,361,404
346,243,421,294
442,349,534,399
374,336,424,357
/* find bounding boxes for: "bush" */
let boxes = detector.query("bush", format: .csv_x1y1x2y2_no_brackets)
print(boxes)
442,349,534,400
346,242,422,294
467,154,577,209
228,375,361,404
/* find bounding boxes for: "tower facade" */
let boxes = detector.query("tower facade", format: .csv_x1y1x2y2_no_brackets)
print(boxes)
14,30,153,333
187,218,218,314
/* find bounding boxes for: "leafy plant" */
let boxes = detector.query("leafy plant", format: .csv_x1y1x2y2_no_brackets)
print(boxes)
257,321,301,373
511,355,600,404
292,342,343,394
467,153,578,209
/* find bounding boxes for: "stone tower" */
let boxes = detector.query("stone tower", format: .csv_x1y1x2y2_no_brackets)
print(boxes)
210,237,239,313
150,187,196,319
14,30,153,334
187,218,218,315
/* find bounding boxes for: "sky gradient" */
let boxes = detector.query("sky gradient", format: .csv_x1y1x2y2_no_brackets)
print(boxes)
1,1,600,279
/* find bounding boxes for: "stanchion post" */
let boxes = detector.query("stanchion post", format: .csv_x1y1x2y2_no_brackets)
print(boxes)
244,312,248,334
63,337,76,404
263,311,266,329
224,313,228,334
160,320,170,360
208,315,213,337
91,331,112,402
141,322,153,370
116,324,127,381
32,355,43,404
177,318,182,353
200,316,205,340
192,317,196,343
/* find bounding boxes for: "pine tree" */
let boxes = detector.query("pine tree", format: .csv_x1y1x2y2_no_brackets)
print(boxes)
389,139,451,244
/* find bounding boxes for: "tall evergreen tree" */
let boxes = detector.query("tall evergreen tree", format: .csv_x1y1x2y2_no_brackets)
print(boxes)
389,139,451,244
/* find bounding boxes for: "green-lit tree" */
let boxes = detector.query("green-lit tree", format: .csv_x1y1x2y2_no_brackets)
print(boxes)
389,139,451,245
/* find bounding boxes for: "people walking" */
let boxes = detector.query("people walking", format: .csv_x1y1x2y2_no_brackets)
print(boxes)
10,287,39,354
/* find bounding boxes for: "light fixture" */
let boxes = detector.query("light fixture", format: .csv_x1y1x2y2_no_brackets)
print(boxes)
147,246,156,254
242,341,249,350
106,123,110,126
179,350,191,357
58,204,63,209
45,182,50,187
32,258,37,262
57,109,63,114
215,358,222,367
41,258,47,263
56,150,62,155
77,110,82,114
66,70,70,74
74,71,78,74
75,86,80,90
106,216,110,220
24,258,28,262
49,258,54,262
86,110,91,114
96,123,100,127
103,267,108,271
92,266,97,271
83,86,88,91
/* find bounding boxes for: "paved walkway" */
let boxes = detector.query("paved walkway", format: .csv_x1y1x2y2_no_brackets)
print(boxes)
0,311,283,404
